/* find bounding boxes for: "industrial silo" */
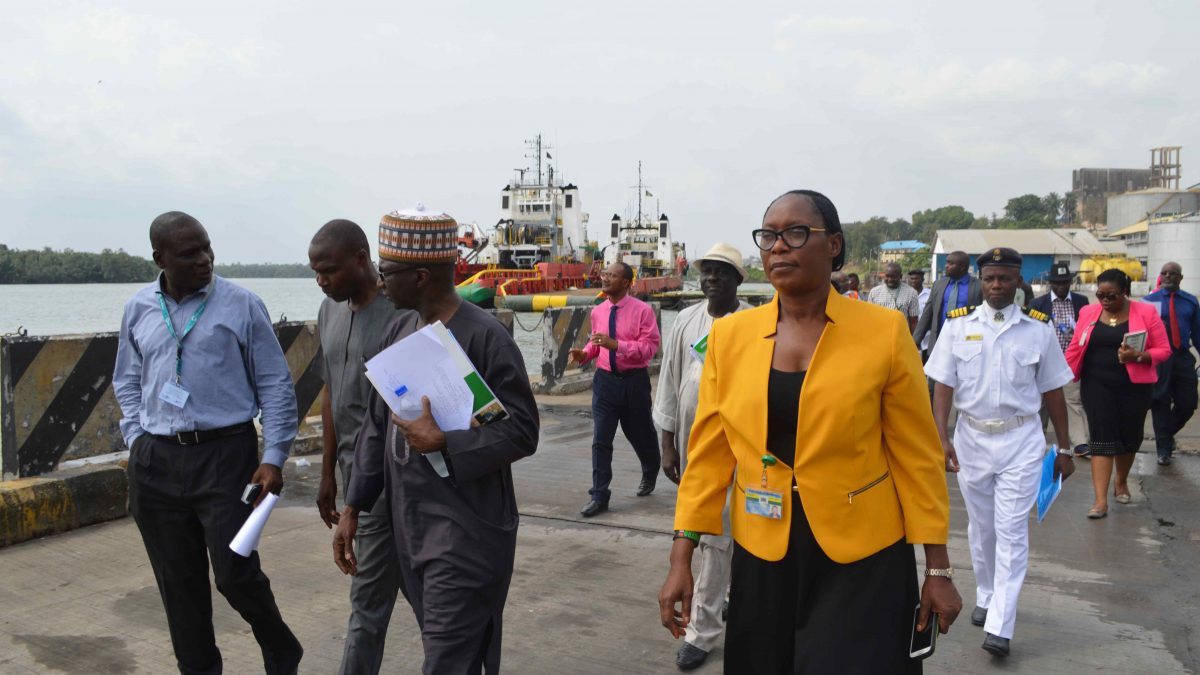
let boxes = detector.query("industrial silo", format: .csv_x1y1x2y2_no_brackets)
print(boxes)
1148,214,1200,295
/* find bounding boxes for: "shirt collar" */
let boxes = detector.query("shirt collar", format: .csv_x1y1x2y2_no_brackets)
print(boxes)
607,293,629,308
155,272,214,301
1052,290,1071,301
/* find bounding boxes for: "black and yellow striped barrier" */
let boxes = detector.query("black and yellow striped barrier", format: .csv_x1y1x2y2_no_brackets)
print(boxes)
0,322,323,479
536,304,661,394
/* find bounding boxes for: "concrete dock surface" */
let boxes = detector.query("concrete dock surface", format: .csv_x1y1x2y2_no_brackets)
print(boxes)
1,397,1198,674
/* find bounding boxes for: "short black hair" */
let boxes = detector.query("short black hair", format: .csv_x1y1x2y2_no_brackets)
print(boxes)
1096,268,1132,295
764,190,845,271
907,269,926,277
311,219,369,257
613,261,634,281
149,211,202,250
847,272,860,281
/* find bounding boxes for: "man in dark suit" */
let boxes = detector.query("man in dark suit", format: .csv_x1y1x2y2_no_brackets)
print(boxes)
1031,263,1091,456
913,250,983,351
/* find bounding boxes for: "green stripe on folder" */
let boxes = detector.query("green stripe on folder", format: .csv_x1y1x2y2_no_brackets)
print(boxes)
464,371,492,410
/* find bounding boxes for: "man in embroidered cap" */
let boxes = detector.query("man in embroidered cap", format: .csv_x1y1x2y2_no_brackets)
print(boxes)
924,246,1075,658
654,242,751,670
333,204,540,674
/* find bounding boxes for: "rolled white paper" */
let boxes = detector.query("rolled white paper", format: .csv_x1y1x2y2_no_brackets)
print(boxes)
229,492,279,557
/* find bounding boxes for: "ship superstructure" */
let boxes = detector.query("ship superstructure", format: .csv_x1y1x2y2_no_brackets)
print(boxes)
494,135,589,268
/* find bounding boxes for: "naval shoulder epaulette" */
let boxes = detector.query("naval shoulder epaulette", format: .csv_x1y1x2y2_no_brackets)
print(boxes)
945,305,975,319
1023,307,1051,323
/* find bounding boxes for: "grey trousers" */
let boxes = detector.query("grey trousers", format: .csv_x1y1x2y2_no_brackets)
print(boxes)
338,452,402,675
684,533,733,652
1041,379,1088,450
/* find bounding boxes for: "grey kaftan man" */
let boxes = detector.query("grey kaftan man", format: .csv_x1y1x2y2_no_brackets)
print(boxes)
345,301,539,674
317,294,404,674
653,299,749,654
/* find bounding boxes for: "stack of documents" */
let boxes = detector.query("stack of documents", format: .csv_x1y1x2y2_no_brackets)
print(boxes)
364,321,508,431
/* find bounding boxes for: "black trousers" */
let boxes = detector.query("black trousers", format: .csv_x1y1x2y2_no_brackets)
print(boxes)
589,368,660,502
1151,349,1199,455
128,431,302,675
725,493,921,675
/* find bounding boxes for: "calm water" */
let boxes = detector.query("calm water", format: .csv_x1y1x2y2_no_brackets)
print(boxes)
0,279,769,375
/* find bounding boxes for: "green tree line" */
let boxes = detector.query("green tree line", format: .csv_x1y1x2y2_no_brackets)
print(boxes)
0,245,313,283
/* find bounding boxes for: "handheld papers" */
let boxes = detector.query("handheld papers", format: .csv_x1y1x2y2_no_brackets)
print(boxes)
1036,448,1062,523
229,492,278,557
364,321,508,432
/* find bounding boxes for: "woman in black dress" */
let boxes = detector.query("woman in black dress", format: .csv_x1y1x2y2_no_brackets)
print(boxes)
1066,269,1169,518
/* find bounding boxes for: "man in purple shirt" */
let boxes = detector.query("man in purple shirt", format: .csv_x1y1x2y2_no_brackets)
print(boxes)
569,262,662,517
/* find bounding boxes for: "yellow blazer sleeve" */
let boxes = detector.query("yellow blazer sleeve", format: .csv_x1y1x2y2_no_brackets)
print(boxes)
880,311,950,544
673,318,736,535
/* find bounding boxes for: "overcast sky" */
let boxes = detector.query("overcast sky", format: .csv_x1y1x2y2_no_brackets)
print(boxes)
2,1,1196,263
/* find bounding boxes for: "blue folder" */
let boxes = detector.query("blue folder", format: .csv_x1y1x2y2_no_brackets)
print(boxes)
1037,447,1063,523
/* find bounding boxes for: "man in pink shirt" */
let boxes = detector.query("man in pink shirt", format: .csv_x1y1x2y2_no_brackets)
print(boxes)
569,262,662,517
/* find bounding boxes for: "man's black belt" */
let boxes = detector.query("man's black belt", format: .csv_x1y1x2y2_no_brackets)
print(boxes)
152,421,255,446
600,367,647,380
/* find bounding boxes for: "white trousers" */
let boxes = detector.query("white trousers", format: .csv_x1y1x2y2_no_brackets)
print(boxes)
954,416,1043,640
684,533,733,651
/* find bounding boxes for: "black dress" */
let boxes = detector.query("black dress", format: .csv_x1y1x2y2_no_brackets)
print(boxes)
724,368,922,675
1079,321,1152,456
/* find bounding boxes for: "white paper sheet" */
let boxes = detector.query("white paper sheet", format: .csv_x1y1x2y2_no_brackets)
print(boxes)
363,323,475,432
229,492,278,557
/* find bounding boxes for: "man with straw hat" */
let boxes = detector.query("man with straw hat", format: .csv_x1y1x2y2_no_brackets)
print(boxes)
654,242,751,671
333,204,540,674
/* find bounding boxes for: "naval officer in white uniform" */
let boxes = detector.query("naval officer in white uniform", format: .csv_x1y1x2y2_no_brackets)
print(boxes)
925,247,1076,658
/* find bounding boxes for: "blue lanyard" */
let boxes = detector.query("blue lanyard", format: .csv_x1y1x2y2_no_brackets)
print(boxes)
157,291,209,384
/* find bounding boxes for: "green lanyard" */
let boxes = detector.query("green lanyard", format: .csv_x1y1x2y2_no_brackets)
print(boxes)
157,291,209,384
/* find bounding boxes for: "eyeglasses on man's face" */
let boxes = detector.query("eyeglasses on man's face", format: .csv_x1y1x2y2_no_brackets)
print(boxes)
378,263,420,281
751,226,827,252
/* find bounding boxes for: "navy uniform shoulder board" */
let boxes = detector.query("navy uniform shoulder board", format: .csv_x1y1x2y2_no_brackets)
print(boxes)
945,305,975,319
1023,307,1051,323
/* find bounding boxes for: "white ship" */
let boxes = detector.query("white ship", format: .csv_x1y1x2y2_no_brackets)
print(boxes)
490,135,590,268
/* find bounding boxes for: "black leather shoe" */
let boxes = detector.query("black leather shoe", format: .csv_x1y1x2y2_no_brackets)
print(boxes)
637,478,656,497
1158,453,1172,466
982,633,1010,657
675,642,708,671
580,500,609,517
971,606,987,626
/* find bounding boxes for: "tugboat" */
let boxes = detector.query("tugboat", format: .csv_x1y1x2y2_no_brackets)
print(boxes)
456,135,599,309
603,162,686,298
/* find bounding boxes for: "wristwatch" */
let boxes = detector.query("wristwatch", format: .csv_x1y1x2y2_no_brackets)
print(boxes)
1056,446,1074,456
924,567,954,580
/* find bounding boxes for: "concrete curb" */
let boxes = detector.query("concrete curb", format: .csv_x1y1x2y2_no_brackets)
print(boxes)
0,464,128,548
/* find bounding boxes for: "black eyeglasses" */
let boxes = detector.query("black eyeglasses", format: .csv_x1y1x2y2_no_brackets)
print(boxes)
378,263,420,281
1095,292,1121,301
751,226,827,251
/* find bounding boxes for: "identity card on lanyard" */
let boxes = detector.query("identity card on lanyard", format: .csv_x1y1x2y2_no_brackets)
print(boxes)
745,454,784,520
156,291,209,408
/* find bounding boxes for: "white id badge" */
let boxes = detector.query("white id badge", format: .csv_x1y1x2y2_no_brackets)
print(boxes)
158,381,190,408
745,488,784,520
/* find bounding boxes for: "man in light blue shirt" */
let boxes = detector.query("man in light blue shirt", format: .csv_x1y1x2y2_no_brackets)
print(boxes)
113,211,302,674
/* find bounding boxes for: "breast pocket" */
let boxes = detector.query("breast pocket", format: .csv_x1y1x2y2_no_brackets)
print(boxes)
1007,347,1040,380
952,341,983,381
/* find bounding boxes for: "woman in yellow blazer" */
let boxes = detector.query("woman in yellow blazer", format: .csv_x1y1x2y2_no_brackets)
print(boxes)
658,190,962,673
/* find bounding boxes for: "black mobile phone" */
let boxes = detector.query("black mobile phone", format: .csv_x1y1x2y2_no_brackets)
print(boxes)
909,603,937,660
241,483,263,505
